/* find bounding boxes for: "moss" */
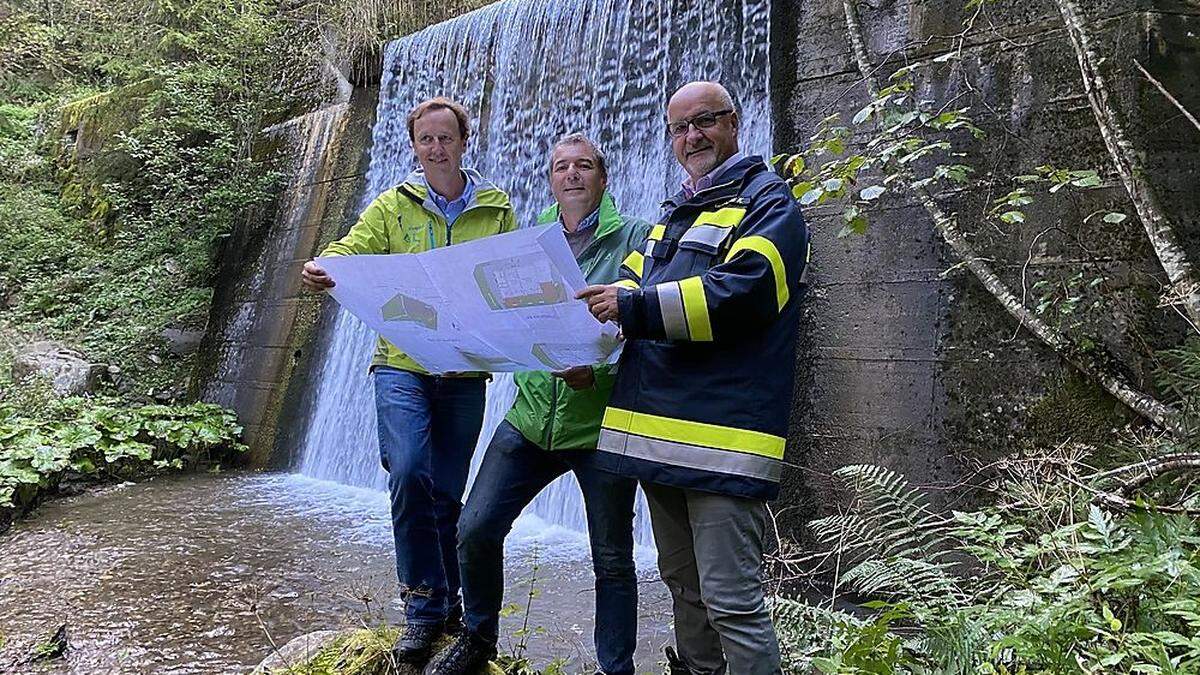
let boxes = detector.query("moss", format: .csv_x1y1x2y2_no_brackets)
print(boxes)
271,627,505,675
1023,373,1130,447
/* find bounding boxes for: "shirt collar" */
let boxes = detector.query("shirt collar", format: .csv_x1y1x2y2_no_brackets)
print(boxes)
561,206,601,234
682,151,746,199
430,171,474,208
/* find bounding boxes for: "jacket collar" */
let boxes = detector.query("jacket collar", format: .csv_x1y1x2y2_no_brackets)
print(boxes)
399,167,512,211
537,190,624,240
662,155,767,210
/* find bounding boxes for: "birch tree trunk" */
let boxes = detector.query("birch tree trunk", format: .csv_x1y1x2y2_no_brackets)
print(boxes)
1055,0,1200,331
838,0,1184,435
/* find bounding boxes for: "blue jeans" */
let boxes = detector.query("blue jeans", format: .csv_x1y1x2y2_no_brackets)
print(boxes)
374,367,486,627
457,421,639,675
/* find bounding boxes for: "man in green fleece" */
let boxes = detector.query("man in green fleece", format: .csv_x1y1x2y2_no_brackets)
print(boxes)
300,97,517,662
426,133,650,675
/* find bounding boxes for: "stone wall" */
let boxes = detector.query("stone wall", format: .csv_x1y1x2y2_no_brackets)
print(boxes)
194,86,378,465
771,0,1200,533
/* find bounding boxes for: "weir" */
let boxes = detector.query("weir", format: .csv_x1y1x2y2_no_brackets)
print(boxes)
294,0,773,547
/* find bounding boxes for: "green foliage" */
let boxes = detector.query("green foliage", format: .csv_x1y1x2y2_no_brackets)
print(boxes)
0,0,320,396
272,627,400,675
0,399,246,508
775,464,1200,674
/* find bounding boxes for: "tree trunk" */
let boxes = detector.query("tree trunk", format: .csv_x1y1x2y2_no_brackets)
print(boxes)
1055,0,1200,331
838,0,1185,435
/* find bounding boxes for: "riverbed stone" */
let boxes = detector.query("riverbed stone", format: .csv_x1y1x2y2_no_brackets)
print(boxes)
161,327,206,355
251,628,504,674
11,341,105,396
252,629,347,672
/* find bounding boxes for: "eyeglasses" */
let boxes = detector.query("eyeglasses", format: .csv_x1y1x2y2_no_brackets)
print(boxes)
666,109,735,138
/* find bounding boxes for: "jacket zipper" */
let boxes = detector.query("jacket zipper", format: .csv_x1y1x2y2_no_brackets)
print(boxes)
545,377,560,451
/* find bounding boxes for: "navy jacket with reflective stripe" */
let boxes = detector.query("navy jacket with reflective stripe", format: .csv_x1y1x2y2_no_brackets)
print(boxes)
593,156,810,501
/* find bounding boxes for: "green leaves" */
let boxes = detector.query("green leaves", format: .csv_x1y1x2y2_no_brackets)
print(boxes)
780,462,1200,674
0,400,245,512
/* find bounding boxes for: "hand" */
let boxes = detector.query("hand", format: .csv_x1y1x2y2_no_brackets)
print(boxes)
552,366,595,390
301,260,335,291
576,284,621,323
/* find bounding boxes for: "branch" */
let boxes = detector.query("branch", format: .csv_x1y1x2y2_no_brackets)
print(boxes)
838,0,1186,436
1134,60,1200,135
1055,0,1200,330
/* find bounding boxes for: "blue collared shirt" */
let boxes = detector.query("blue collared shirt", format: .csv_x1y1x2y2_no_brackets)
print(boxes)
561,206,601,258
682,151,747,200
430,172,475,225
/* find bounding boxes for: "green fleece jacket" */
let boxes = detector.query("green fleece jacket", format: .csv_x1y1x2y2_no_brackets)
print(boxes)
504,191,650,450
320,168,518,374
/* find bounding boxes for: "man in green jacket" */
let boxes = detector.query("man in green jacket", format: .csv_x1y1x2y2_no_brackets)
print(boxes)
300,97,517,662
426,133,650,675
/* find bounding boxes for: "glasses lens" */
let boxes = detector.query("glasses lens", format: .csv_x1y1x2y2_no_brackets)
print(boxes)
692,112,719,129
667,121,688,137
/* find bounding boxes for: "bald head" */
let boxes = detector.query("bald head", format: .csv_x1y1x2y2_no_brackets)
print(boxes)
668,81,735,112
666,81,740,180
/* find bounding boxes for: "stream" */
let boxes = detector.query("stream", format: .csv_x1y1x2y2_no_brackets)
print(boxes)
0,473,670,673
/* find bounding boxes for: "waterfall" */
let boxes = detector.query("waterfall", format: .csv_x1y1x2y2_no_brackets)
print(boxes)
296,0,772,549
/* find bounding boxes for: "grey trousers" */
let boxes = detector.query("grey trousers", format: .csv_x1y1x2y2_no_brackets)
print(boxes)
643,482,782,675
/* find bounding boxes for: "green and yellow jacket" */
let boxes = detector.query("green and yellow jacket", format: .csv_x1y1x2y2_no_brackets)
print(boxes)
320,168,517,374
504,191,650,450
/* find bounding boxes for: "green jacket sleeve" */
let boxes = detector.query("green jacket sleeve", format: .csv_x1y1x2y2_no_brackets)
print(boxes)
501,207,518,234
320,191,395,257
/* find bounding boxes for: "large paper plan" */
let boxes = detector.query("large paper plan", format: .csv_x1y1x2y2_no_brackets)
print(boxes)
317,225,621,373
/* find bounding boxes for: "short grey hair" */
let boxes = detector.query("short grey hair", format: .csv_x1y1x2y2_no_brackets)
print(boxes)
548,132,608,178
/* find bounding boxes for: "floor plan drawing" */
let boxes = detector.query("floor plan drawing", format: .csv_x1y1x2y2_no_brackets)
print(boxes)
474,254,569,310
380,292,438,329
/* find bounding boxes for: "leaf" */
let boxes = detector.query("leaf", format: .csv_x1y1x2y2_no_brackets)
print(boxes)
999,211,1025,224
785,154,806,176
1102,212,1127,224
822,178,843,193
791,181,814,201
800,188,823,206
852,104,873,125
1071,173,1102,188
860,185,886,201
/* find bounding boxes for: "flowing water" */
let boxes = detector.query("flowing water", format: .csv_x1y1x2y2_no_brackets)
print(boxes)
297,0,773,548
0,474,670,673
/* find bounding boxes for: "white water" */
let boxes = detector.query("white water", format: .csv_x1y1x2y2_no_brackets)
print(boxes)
296,0,773,549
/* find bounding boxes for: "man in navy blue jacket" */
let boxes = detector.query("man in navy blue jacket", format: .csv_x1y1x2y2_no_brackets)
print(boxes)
580,81,810,675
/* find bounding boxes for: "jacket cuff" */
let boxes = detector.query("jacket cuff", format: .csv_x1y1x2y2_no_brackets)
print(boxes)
617,288,646,339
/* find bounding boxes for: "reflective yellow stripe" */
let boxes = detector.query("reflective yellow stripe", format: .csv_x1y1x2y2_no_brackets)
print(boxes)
678,276,712,341
649,224,667,241
614,278,640,290
621,250,645,279
602,407,785,460
693,207,746,228
724,235,789,310
598,429,782,482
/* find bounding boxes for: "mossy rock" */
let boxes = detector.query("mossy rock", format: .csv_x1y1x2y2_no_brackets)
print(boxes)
257,627,503,675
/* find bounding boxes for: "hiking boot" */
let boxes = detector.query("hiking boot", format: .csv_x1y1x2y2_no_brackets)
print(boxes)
392,621,443,663
423,631,496,675
664,646,697,674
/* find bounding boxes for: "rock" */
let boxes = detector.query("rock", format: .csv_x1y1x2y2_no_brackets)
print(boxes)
29,623,68,662
161,327,206,356
251,628,505,675
252,629,348,673
11,342,106,396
